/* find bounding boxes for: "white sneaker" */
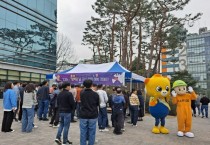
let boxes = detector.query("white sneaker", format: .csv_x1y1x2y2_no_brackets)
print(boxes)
99,129,102,132
121,128,125,131
95,139,98,144
33,125,38,128
53,125,59,128
177,131,184,137
101,128,109,132
184,132,194,138
9,129,15,133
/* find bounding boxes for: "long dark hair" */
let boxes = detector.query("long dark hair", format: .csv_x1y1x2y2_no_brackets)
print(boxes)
4,82,13,92
25,83,35,93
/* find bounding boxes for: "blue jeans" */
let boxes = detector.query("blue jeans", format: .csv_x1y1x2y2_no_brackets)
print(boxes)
76,102,80,118
130,105,138,125
201,105,208,117
38,100,49,119
56,113,71,144
80,118,97,145
98,107,108,129
22,107,34,132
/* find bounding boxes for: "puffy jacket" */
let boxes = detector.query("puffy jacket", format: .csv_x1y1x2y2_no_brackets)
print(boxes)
3,89,17,111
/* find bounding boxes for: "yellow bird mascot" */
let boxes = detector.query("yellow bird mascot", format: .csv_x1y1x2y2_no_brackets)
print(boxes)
144,74,171,134
171,80,197,138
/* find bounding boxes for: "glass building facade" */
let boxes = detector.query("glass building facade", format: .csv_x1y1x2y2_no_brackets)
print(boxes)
0,0,57,70
0,0,57,98
186,28,210,96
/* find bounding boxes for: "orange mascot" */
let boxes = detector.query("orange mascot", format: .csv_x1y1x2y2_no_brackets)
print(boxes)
171,80,197,138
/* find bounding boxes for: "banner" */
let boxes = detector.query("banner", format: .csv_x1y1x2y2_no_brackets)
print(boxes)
54,72,125,86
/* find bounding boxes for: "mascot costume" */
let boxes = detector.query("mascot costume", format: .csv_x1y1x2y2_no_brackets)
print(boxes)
171,80,197,138
145,74,171,134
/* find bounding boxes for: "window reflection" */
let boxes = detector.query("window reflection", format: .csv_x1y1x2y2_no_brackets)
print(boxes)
0,2,57,70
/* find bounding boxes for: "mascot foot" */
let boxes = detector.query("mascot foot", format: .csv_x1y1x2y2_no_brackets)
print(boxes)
159,126,169,134
177,131,184,137
184,132,194,138
152,126,160,134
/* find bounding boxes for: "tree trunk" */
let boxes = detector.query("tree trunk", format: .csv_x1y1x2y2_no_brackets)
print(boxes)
110,13,116,62
122,24,129,67
136,22,142,74
129,25,134,70
119,31,123,63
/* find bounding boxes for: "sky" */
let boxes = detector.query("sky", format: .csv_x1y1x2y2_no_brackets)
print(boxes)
57,0,210,61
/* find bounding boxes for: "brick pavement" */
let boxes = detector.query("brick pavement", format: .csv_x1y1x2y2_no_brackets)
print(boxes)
0,100,210,145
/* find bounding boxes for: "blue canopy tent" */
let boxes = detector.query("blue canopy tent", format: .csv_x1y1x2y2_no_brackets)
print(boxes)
46,62,145,85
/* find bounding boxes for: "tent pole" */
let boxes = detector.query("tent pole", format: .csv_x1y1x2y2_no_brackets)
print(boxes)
130,78,132,92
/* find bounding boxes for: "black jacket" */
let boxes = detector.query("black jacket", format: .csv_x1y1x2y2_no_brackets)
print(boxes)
200,97,210,105
37,86,49,101
58,89,75,113
80,88,99,119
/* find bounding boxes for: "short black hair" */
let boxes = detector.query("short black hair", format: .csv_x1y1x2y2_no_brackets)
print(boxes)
22,83,27,88
13,81,20,85
83,79,93,88
52,84,57,87
116,87,122,94
137,90,142,95
42,80,48,86
97,84,103,89
62,82,70,89
92,83,97,87
71,84,75,88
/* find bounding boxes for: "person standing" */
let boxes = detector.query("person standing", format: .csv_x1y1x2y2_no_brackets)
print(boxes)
129,89,140,126
1,82,17,132
37,80,50,121
191,100,196,117
97,84,109,132
13,81,20,122
137,90,145,121
109,87,117,127
49,83,62,128
75,85,82,119
69,84,77,122
18,83,27,121
195,95,201,116
55,82,75,145
79,80,99,145
112,88,125,135
49,84,57,117
22,83,37,133
200,95,210,118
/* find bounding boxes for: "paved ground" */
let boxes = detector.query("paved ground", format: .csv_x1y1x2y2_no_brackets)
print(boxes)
0,100,210,145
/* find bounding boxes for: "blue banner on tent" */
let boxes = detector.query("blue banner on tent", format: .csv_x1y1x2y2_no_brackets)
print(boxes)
54,72,125,86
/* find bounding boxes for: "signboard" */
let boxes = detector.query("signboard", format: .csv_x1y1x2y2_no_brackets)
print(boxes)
53,72,125,86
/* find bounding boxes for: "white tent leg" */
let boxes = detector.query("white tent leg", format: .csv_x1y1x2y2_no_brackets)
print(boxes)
130,78,132,92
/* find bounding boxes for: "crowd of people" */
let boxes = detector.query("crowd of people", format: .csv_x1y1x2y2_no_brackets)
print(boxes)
191,94,210,118
1,80,145,145
2,79,209,144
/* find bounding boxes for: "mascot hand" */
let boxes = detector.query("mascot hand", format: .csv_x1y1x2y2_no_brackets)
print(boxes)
171,90,177,97
188,86,194,93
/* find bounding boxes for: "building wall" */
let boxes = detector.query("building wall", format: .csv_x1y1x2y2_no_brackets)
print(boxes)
161,47,187,75
186,29,210,96
0,0,57,89
0,0,57,70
